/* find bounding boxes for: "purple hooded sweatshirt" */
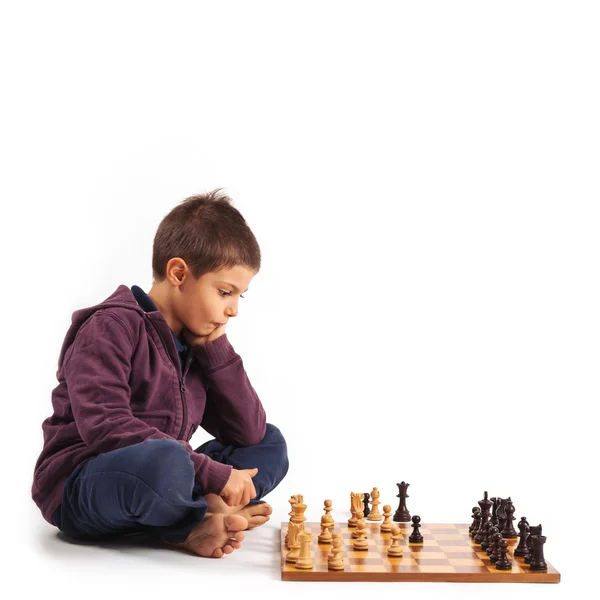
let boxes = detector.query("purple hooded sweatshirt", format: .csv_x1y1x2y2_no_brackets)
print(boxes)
32,284,267,525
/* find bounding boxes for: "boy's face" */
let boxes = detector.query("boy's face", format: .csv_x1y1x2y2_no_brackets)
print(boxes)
175,262,256,337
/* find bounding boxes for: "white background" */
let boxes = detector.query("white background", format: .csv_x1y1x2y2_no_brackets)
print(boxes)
1,1,598,598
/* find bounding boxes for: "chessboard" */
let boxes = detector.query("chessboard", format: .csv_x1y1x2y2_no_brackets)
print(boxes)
280,521,561,583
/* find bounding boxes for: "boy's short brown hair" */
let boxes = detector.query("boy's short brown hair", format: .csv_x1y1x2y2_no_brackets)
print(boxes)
152,189,261,282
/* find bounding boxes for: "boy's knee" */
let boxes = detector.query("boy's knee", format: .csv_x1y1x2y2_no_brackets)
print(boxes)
130,438,194,494
262,423,287,447
262,423,289,480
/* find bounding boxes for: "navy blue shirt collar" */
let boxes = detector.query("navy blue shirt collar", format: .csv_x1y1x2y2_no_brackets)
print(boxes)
131,285,187,354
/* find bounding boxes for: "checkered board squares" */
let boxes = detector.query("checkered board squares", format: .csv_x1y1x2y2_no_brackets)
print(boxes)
281,522,560,583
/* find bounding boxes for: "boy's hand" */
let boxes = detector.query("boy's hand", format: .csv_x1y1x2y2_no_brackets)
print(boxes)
182,323,226,348
220,467,258,507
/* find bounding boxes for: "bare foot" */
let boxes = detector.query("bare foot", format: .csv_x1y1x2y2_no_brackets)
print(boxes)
165,513,248,558
234,502,272,529
204,494,272,529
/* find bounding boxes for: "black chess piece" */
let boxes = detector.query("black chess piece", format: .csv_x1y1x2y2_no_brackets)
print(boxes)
489,531,503,563
481,522,493,551
501,499,518,539
513,517,530,557
469,506,481,535
470,509,482,538
394,482,411,522
490,497,501,528
409,515,423,543
474,491,492,543
495,538,512,570
362,492,371,518
497,498,507,532
524,524,542,564
478,521,491,549
485,526,499,555
529,535,548,571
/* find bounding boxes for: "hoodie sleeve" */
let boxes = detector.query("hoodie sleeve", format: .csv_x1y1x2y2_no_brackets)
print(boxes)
192,333,267,447
63,313,232,495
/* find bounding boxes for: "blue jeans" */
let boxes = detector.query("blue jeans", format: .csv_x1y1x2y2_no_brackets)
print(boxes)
51,423,288,543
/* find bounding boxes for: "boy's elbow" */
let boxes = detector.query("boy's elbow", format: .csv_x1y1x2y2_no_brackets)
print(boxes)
245,418,267,447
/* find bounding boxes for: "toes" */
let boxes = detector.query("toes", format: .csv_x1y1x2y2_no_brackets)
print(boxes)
225,513,248,532
211,548,224,558
222,544,234,554
227,530,245,543
230,539,242,549
252,516,270,525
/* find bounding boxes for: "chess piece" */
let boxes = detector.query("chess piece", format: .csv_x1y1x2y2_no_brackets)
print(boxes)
529,535,548,571
380,505,393,533
318,499,334,543
513,517,530,557
291,496,307,528
285,494,300,547
295,531,314,570
352,520,369,551
481,522,494,551
367,487,383,521
409,515,423,543
348,492,362,527
524,524,542,564
501,499,518,539
285,521,302,563
489,531,503,563
469,506,481,535
478,521,491,549
474,491,492,543
490,497,501,528
496,498,506,531
394,481,411,521
387,525,404,557
495,538,512,570
352,511,367,538
485,526,499,554
362,492,371,518
327,532,345,570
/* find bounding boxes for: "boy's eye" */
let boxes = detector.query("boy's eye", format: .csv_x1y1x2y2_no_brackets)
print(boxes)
219,290,245,298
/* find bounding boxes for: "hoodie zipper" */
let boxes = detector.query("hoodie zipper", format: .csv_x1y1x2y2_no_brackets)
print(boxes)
151,321,192,440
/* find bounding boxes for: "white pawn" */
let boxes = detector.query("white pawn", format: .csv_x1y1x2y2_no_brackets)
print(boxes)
318,499,334,543
352,520,369,551
387,525,404,557
328,532,345,570
380,504,393,532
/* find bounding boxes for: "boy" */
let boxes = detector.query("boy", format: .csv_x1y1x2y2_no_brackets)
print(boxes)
31,190,289,558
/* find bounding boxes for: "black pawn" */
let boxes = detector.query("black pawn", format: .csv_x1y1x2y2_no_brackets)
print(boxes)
489,532,503,563
362,492,371,518
409,515,423,543
495,538,512,570
524,524,542,564
501,499,518,539
513,517,530,557
529,535,548,571
486,526,499,555
481,522,493,551
479,521,491,549
394,482,411,522
469,506,481,535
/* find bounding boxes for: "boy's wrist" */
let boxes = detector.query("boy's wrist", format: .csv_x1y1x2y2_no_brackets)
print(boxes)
192,333,237,370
